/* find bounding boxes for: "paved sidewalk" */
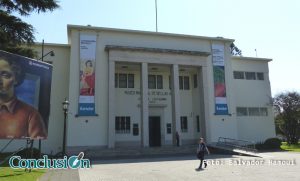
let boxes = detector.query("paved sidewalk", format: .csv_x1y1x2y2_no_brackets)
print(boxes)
38,151,300,181
79,152,300,181
38,168,80,181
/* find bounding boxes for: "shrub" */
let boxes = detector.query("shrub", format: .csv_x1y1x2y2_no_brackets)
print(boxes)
264,138,282,149
254,141,266,150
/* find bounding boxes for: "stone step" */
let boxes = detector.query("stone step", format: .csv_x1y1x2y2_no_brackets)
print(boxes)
82,145,198,160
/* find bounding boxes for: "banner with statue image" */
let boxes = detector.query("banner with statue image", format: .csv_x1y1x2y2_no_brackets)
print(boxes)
78,34,96,116
212,44,228,115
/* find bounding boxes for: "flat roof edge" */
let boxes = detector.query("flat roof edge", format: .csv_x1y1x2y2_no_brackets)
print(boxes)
67,24,235,42
34,42,70,47
232,56,272,62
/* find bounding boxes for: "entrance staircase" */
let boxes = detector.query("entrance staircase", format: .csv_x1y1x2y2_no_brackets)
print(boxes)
82,145,198,160
70,137,266,160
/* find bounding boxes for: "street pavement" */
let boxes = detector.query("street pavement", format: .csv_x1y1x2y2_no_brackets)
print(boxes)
39,151,300,181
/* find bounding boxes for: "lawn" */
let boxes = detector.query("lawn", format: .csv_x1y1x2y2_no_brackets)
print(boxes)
0,152,46,181
280,142,300,152
0,167,46,181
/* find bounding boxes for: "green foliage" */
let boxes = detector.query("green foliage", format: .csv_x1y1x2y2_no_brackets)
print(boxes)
273,92,300,145
255,138,282,150
281,142,300,152
0,0,59,57
264,138,282,149
0,167,46,181
230,42,242,56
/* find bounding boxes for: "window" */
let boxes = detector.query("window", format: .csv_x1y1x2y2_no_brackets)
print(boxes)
115,74,118,88
233,71,244,79
184,76,190,90
128,74,134,88
179,76,190,90
196,115,200,132
236,107,248,116
256,72,264,80
115,116,131,134
237,107,268,116
148,75,156,89
260,108,268,116
148,75,163,89
133,123,139,136
193,74,198,88
179,76,183,89
234,71,264,81
157,75,163,89
115,74,134,88
248,107,260,116
166,123,172,134
180,116,188,132
245,72,256,80
119,74,127,88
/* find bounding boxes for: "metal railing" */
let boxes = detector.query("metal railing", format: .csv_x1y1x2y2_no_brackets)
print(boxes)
217,137,257,152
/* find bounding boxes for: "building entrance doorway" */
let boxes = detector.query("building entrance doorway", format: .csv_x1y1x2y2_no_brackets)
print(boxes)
149,116,161,147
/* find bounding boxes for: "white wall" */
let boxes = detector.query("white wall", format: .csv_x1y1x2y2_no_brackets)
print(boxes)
205,42,238,142
66,28,214,148
231,57,276,142
114,70,141,143
0,26,277,153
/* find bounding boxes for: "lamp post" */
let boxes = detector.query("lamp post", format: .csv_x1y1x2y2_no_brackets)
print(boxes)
39,51,55,61
62,98,69,156
38,39,55,158
39,39,55,61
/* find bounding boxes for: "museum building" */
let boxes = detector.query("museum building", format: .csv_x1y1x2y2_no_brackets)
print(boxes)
1,25,276,154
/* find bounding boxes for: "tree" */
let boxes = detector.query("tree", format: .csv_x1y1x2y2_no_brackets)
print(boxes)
230,42,242,56
0,0,59,58
273,92,300,145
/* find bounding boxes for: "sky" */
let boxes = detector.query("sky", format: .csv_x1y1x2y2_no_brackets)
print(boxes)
20,0,300,96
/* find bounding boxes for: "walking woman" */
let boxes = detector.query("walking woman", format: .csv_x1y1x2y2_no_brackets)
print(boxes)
197,137,210,170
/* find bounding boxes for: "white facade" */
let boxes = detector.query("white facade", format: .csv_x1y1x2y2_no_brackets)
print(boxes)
0,25,276,154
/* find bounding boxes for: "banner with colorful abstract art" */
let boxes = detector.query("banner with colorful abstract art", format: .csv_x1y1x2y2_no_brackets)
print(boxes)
212,44,228,115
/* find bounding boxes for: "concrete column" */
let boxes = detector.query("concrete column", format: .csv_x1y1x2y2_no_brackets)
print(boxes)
171,64,181,146
141,62,149,147
201,66,211,142
198,67,207,140
108,60,115,148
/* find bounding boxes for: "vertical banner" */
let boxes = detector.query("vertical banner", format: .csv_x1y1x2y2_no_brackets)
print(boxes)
0,50,52,139
79,34,96,116
212,44,228,115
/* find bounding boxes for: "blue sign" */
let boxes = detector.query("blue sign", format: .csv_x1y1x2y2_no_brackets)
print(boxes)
215,104,228,115
78,103,96,116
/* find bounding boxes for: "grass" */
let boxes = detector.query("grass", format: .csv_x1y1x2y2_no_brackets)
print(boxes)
0,167,46,181
280,142,300,152
0,152,46,181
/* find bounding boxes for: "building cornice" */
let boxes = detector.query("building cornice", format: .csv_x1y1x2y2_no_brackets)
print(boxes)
232,56,272,62
105,45,211,57
34,42,70,47
67,24,234,43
